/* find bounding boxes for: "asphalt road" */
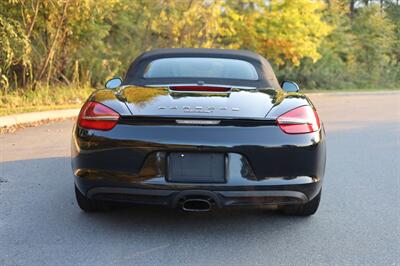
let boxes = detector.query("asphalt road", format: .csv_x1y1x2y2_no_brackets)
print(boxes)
1,92,399,266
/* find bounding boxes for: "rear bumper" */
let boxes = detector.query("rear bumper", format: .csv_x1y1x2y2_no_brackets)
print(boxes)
72,122,326,207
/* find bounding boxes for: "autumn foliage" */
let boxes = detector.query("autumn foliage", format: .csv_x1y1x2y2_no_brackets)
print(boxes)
0,0,399,91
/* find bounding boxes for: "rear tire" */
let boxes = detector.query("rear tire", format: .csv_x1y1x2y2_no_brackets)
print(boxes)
280,190,321,216
75,185,109,212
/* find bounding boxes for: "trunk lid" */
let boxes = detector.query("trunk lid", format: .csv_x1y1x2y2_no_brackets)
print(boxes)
119,85,282,119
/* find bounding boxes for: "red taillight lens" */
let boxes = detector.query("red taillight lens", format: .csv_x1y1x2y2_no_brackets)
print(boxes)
170,86,230,92
277,105,320,134
78,101,120,131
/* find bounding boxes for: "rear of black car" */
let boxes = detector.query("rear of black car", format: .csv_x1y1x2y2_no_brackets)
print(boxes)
71,49,326,215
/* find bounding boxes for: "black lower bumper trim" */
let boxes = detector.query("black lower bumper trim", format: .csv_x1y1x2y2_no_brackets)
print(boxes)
87,187,174,197
218,190,307,201
87,187,308,208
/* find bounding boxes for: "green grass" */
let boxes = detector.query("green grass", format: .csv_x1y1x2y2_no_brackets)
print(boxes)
1,85,94,116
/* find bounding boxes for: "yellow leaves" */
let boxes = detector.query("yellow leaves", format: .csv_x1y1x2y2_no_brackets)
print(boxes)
12,0,332,73
1,0,341,89
258,0,332,65
150,0,232,48
227,0,332,65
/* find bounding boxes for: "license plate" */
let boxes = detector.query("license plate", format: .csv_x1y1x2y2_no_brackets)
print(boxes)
167,152,225,183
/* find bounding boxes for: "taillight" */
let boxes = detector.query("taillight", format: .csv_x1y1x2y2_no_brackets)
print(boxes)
277,105,320,134
78,101,120,131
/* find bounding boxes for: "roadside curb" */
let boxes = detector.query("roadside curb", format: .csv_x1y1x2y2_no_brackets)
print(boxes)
1,109,80,133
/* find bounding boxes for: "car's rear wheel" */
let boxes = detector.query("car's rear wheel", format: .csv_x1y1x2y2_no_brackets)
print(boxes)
280,190,321,216
75,185,109,212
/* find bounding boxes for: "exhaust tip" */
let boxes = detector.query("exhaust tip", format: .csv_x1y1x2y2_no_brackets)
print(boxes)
182,199,212,212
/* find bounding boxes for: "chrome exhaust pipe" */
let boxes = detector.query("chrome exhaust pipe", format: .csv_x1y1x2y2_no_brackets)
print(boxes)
181,199,212,212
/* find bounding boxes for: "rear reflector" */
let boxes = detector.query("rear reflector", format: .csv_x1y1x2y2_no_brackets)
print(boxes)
78,101,120,131
170,86,230,92
277,105,320,134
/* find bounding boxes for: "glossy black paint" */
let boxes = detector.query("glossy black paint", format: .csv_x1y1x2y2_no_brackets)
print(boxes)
71,85,326,208
89,86,313,119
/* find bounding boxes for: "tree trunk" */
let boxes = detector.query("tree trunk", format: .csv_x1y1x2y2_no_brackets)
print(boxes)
37,1,69,82
27,0,41,39
22,0,41,87
349,0,355,21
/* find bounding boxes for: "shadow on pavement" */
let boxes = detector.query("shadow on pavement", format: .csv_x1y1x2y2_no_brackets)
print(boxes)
0,157,311,238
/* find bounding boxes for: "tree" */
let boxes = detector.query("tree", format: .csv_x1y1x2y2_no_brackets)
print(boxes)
352,5,396,86
1,0,398,91
0,16,31,91
225,0,332,66
150,0,236,49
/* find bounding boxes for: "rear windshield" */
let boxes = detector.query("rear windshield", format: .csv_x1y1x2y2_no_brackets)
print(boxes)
143,57,258,80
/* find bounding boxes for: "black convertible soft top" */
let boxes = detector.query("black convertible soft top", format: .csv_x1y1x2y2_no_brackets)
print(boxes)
123,48,281,89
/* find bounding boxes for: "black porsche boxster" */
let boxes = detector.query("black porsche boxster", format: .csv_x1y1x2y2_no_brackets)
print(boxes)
71,48,326,216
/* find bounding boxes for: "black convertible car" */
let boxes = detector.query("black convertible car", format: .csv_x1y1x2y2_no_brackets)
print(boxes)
71,48,326,216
